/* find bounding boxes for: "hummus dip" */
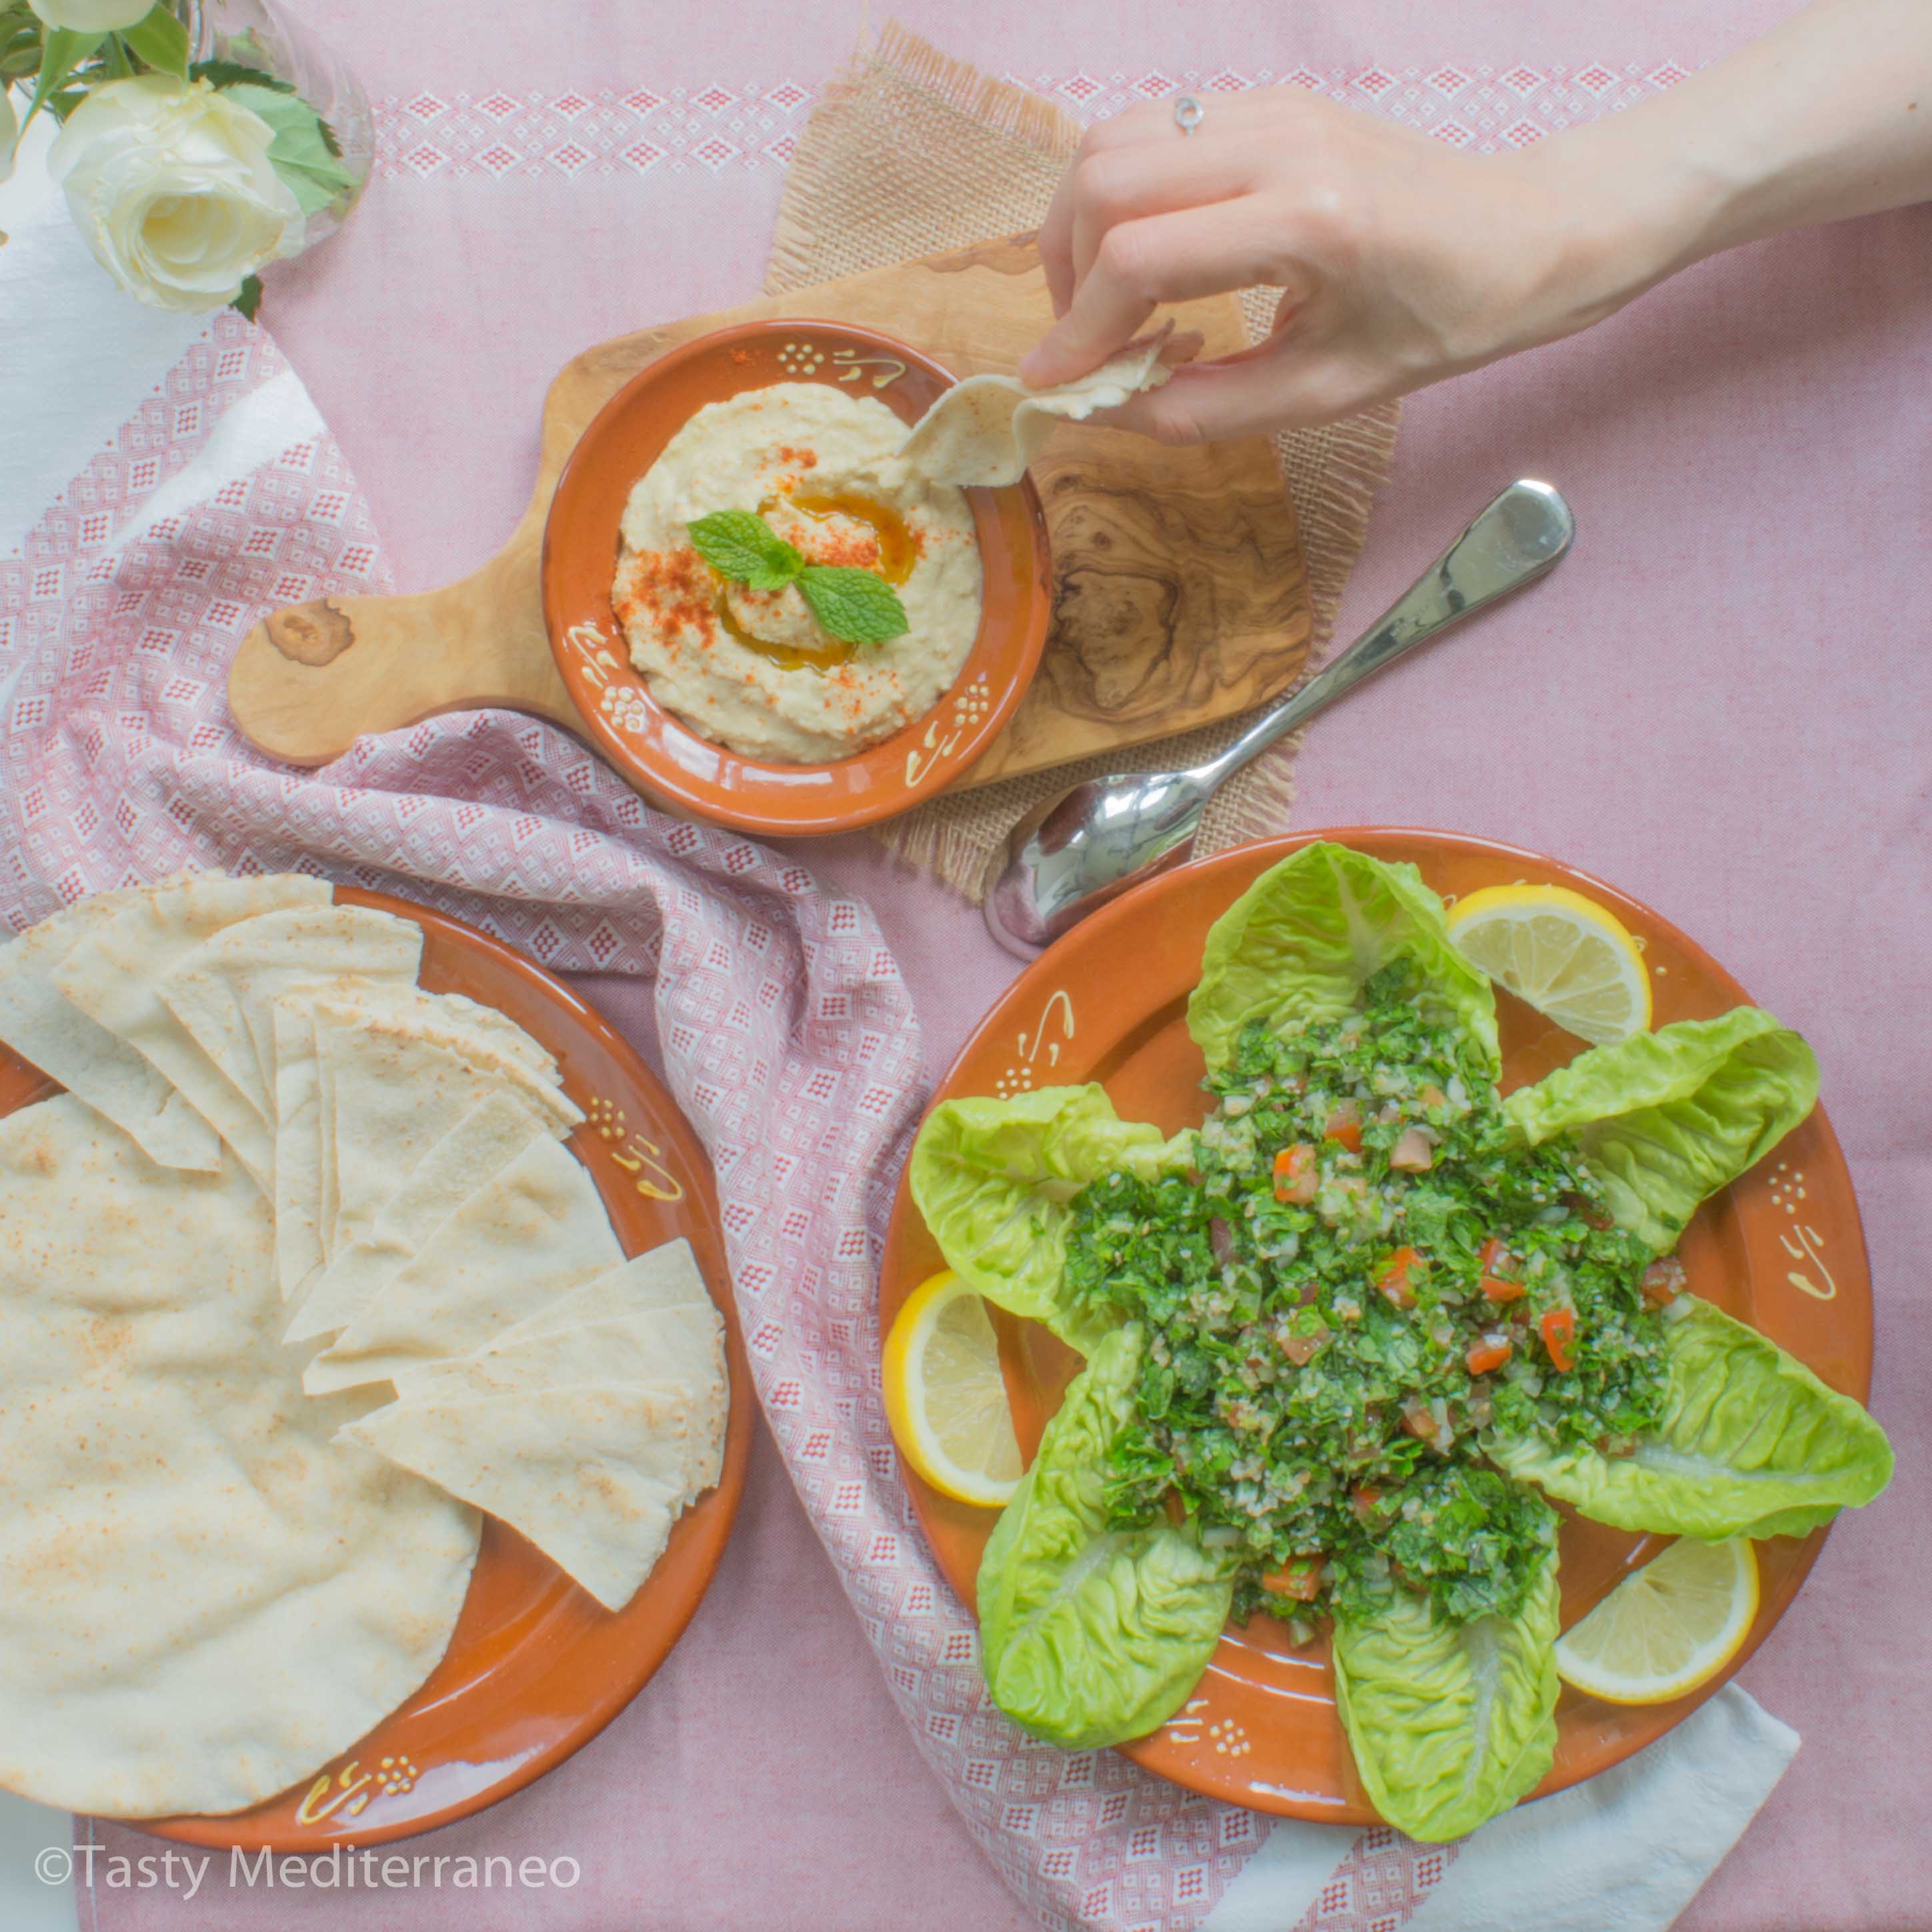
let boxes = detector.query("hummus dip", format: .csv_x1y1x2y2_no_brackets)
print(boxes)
613,383,983,763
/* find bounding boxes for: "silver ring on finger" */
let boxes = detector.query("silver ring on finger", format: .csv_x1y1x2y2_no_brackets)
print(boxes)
1173,94,1203,137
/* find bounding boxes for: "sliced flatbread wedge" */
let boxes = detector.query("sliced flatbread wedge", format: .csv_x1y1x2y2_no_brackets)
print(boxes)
286,1090,552,1343
159,904,424,1120
49,873,332,1186
896,323,1180,487
476,1236,712,1345
319,981,570,1095
0,882,221,1171
309,1001,576,1267
305,1135,622,1394
393,1305,729,1493
342,1384,705,1612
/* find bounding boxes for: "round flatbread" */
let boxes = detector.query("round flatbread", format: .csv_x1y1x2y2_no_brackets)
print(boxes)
0,1097,481,1817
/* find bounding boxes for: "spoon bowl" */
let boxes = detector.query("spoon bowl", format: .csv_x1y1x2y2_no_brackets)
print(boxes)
983,479,1576,956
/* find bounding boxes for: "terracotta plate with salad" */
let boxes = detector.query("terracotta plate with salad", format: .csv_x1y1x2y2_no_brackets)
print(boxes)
877,828,1891,1835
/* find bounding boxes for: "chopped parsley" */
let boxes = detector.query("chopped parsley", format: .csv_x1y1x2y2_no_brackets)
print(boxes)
1062,965,1671,1634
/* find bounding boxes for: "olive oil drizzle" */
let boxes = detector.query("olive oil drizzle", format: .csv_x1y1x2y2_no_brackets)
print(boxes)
712,491,915,670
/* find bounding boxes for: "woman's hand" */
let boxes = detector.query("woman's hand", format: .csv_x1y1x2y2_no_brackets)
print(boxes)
1022,1,1932,444
1018,88,1674,443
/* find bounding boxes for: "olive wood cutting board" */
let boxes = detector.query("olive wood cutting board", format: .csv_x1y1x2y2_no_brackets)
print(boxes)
227,235,1312,792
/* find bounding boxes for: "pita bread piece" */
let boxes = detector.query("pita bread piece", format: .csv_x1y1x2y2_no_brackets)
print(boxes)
895,323,1180,488
159,904,424,1120
343,1385,702,1613
49,873,333,1188
285,1089,553,1343
0,882,221,1171
305,1135,622,1394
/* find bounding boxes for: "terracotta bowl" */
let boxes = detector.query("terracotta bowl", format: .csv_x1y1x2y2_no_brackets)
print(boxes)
541,319,1053,837
878,828,1874,1823
0,888,752,1851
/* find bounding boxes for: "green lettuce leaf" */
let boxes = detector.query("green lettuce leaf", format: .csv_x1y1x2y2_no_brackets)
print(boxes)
976,1324,1236,1749
1503,1008,1817,1253
909,1084,1176,1349
1332,1544,1561,1843
1487,1294,1891,1539
1187,842,1499,1076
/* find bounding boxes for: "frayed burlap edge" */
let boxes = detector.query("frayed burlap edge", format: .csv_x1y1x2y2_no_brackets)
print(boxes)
769,23,1400,897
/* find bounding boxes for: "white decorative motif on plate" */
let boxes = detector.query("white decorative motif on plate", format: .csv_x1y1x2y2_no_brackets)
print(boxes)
1769,1163,1835,1301
994,988,1075,1098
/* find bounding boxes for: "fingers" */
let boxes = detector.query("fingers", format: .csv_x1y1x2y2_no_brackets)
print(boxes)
1099,343,1372,444
1067,134,1257,289
1038,89,1307,317
1037,163,1081,317
1020,199,1302,387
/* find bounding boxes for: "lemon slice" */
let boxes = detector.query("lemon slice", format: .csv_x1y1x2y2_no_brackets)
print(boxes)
1555,1538,1759,1704
1448,882,1653,1044
882,1270,1024,1508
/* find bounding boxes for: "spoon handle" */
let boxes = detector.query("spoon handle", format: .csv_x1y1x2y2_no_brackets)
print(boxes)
1195,478,1576,786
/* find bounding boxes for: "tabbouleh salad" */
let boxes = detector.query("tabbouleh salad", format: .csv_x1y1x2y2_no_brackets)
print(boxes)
1062,963,1687,1638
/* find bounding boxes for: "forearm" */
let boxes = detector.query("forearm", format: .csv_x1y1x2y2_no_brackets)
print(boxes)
1552,0,1932,304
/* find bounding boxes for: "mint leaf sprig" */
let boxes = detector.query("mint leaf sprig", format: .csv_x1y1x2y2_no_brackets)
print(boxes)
688,509,910,648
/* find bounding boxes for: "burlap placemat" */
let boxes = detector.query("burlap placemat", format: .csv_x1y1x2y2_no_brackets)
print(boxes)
767,23,1400,896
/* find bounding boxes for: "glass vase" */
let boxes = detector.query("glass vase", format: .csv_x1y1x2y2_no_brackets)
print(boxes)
183,0,373,248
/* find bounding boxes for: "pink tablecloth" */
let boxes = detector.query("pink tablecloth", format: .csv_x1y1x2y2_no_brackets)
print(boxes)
48,1,1932,1925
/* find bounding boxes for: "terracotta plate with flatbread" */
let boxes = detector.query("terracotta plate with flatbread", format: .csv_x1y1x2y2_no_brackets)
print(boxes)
878,828,1873,1821
0,887,750,1851
542,319,1053,837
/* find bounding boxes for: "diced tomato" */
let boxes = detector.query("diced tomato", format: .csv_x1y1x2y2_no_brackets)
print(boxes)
1350,1486,1382,1522
1272,1142,1318,1204
1162,1490,1186,1528
1477,1236,1523,1303
1322,1101,1363,1152
1539,1307,1578,1372
1641,1257,1688,1308
1260,1557,1324,1601
1465,1335,1512,1376
1389,1126,1434,1172
1376,1245,1420,1310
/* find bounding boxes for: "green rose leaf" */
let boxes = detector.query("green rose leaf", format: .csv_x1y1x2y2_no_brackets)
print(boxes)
189,57,294,93
230,273,263,322
797,564,910,646
224,81,358,217
686,510,804,593
24,27,103,125
119,3,189,80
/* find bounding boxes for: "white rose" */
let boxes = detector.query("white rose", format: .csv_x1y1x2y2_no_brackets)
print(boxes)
29,0,157,29
49,75,304,312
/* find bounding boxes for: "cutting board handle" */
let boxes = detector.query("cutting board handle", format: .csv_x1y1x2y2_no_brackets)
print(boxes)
226,526,577,768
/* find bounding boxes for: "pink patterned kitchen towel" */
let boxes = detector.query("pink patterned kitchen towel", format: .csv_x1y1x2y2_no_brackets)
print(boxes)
5,250,1792,1932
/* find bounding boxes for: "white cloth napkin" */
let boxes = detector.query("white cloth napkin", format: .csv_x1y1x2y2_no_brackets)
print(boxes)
1204,1689,1797,1932
0,88,1803,1932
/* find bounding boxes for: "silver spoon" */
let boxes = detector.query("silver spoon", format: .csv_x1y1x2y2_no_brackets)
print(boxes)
982,478,1577,958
